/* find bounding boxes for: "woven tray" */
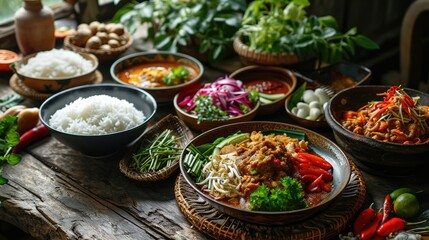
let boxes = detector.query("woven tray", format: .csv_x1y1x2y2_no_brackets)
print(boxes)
9,70,103,101
119,114,194,181
175,161,365,240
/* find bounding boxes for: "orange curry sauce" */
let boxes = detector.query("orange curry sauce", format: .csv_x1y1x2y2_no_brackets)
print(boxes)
116,62,199,88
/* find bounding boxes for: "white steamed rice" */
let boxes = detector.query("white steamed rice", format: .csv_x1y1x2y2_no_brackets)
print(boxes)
49,95,146,135
18,49,93,78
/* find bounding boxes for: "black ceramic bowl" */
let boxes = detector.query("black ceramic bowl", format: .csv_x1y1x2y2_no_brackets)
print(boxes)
179,121,350,225
39,84,157,157
325,85,429,175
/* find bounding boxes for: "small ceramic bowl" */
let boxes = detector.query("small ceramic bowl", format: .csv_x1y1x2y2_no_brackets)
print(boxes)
285,85,331,129
11,50,98,93
325,85,429,175
0,49,19,72
173,85,260,132
230,65,297,115
39,84,157,157
110,51,204,104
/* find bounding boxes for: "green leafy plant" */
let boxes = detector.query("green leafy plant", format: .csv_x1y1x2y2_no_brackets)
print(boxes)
240,0,379,65
250,176,308,211
113,0,247,64
0,116,22,185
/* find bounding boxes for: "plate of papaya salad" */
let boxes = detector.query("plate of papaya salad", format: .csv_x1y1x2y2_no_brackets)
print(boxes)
179,121,351,225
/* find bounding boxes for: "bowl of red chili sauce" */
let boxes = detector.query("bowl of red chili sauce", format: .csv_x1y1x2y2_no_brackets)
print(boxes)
230,65,297,115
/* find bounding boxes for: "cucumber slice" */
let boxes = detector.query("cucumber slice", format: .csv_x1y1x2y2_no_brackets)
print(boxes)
213,133,250,155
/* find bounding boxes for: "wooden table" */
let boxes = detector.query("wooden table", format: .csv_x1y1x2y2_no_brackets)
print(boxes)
0,46,428,240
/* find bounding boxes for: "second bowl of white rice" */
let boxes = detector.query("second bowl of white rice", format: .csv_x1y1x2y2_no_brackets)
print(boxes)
39,84,157,157
11,49,98,93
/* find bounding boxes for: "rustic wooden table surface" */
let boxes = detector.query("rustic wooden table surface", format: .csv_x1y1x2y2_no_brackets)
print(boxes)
0,44,428,240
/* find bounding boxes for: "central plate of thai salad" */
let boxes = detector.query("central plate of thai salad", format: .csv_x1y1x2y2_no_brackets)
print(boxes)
179,121,351,225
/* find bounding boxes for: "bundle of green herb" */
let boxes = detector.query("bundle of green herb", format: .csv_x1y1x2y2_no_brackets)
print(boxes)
0,116,22,185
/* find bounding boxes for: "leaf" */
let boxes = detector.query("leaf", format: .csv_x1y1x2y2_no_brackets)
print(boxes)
288,82,307,110
6,154,21,166
0,176,7,185
199,39,210,53
210,45,224,64
292,0,310,7
154,34,173,50
318,16,338,29
353,35,380,49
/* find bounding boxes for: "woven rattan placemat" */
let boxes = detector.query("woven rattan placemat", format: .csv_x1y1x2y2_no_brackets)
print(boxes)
9,70,103,101
175,161,365,240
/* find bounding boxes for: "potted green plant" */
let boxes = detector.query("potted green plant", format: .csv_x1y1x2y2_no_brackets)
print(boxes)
112,0,247,64
233,0,379,68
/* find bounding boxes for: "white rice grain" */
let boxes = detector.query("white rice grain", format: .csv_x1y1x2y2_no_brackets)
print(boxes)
18,49,93,78
49,95,145,135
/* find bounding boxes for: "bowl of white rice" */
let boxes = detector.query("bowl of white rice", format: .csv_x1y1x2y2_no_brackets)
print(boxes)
39,84,157,157
11,49,98,93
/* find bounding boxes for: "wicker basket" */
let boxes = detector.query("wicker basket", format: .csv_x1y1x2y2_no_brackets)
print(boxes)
119,114,194,182
63,32,133,62
233,34,300,66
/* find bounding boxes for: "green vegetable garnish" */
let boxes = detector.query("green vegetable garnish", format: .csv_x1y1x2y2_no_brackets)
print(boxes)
162,66,190,85
0,115,22,185
130,129,182,172
193,95,228,124
250,176,308,211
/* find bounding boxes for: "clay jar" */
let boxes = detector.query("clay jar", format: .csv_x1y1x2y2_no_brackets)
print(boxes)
14,0,55,56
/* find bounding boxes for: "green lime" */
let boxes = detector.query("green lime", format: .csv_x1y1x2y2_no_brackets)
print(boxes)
390,187,416,200
394,193,420,219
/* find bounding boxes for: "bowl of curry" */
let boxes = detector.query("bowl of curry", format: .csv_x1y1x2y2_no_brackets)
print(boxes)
325,85,429,175
110,51,204,103
230,65,297,115
179,121,351,225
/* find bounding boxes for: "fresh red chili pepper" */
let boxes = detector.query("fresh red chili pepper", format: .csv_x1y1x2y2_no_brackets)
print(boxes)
12,125,49,153
376,217,426,237
306,174,323,192
381,194,392,224
360,212,383,240
301,174,318,183
296,152,332,170
273,158,281,166
298,163,333,181
306,183,321,193
353,203,376,236
318,179,331,192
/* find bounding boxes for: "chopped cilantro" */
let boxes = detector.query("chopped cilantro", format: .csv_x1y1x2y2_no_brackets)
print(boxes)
162,66,190,85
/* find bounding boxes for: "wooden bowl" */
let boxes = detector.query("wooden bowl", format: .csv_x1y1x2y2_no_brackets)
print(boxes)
173,85,260,132
11,50,98,93
110,51,204,104
230,65,297,115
